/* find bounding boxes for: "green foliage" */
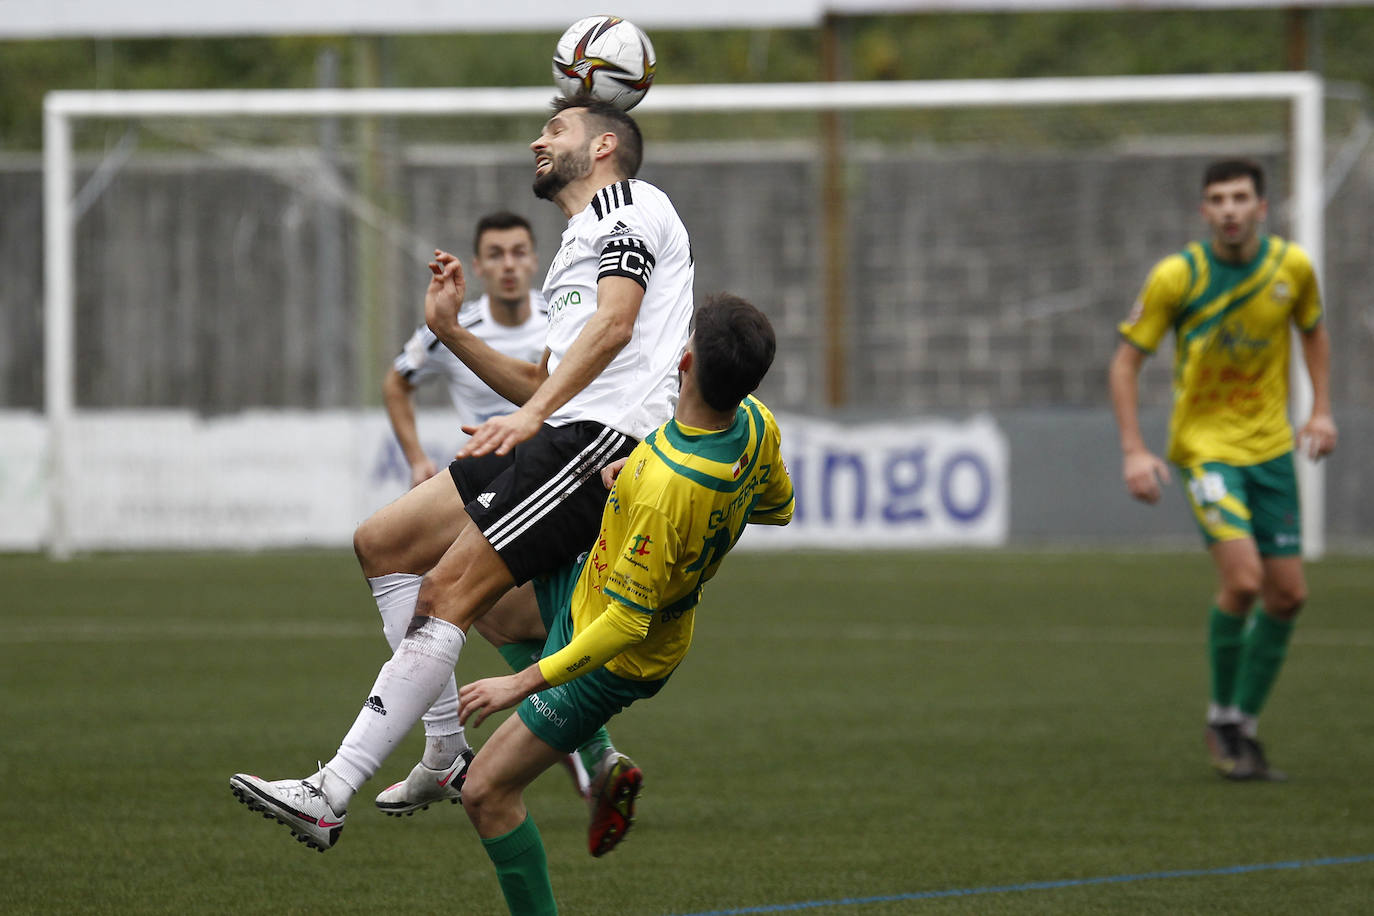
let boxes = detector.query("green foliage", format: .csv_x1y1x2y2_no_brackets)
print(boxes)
2,549,1373,914
2,9,1372,149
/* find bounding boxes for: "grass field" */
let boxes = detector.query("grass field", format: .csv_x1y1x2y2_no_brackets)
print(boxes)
2,549,1371,915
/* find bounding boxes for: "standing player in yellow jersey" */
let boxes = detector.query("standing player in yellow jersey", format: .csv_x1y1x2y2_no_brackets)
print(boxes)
455,293,793,915
1109,159,1337,781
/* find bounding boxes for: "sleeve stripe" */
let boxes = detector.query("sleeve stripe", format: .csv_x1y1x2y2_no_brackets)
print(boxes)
592,180,634,218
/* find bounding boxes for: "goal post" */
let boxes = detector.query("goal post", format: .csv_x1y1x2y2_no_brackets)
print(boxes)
41,73,1328,558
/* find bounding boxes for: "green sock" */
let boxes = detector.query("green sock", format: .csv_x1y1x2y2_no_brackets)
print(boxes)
481,815,557,916
576,727,613,775
1234,611,1295,717
497,640,543,673
1207,605,1246,708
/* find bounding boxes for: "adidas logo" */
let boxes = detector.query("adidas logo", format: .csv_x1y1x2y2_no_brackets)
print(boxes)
477,492,495,508
609,221,633,236
364,695,388,716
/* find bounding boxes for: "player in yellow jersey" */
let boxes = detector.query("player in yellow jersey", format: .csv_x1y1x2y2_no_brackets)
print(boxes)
455,293,793,915
1109,159,1337,782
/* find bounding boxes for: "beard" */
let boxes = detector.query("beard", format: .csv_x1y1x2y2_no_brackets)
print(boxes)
533,148,592,201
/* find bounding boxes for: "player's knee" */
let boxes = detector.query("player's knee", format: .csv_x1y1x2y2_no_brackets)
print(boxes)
1265,583,1306,619
352,517,387,574
460,767,496,823
1221,583,1260,612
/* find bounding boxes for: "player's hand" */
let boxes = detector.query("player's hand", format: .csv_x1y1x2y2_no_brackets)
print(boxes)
600,457,629,489
457,406,543,458
458,673,530,728
1123,449,1170,504
410,459,439,489
424,250,467,343
1298,413,1338,460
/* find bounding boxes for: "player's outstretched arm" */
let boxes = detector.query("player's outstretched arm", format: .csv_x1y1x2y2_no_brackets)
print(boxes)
1297,322,1338,460
382,367,437,488
460,275,644,458
459,665,548,729
1109,340,1171,504
424,250,545,406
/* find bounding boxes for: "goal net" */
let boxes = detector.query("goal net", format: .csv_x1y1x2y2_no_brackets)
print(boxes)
24,74,1360,556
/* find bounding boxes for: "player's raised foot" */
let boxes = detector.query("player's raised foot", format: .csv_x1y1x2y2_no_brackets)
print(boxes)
559,752,592,799
375,749,475,816
586,750,642,857
1204,722,1245,778
229,771,346,852
1235,736,1289,783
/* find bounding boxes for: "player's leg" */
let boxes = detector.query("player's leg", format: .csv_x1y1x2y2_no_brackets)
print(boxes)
229,526,515,849
376,581,546,815
356,462,500,800
463,714,566,916
354,464,475,578
1230,455,1304,780
1183,462,1260,776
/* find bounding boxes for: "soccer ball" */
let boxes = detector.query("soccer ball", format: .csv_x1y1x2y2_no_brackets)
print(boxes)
552,15,656,111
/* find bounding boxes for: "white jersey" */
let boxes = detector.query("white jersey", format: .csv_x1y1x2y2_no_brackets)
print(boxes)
392,293,549,429
542,178,695,439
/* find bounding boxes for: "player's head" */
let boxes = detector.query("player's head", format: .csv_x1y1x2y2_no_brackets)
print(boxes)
1202,159,1265,199
1200,158,1267,253
686,293,777,412
531,95,643,201
471,211,538,307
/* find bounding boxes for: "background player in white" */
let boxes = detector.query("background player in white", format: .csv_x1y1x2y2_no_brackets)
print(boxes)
383,211,546,489
231,97,696,857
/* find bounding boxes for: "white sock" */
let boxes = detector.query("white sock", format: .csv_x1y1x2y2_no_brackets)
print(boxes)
326,615,468,805
1207,703,1242,726
369,574,467,764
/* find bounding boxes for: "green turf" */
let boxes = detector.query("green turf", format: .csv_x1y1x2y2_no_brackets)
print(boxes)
1,550,1371,915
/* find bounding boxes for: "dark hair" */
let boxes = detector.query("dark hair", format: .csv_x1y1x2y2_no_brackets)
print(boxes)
691,293,777,412
552,94,644,178
1202,159,1265,198
473,211,534,252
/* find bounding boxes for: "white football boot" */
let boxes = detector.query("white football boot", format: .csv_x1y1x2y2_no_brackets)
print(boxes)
374,749,474,816
229,770,346,852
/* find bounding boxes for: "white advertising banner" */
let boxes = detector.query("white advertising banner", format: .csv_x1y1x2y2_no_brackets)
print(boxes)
0,410,1007,552
0,413,47,550
743,412,1008,549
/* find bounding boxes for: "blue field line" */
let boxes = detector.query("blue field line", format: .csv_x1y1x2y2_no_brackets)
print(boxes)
668,853,1374,916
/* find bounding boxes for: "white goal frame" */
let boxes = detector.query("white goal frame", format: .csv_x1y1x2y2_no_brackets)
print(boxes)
43,72,1326,559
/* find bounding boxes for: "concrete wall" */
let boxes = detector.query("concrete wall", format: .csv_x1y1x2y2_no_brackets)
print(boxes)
1,140,1369,546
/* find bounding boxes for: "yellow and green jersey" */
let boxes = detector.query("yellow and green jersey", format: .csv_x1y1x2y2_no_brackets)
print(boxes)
1119,235,1322,467
566,395,794,682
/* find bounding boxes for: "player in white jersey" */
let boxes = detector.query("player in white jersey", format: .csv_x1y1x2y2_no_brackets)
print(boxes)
383,211,548,489
230,97,695,857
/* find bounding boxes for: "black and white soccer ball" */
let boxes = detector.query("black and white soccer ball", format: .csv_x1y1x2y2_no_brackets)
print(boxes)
552,15,656,111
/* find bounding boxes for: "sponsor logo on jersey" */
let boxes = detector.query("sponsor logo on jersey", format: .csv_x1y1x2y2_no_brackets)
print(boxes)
630,534,652,557
609,220,634,236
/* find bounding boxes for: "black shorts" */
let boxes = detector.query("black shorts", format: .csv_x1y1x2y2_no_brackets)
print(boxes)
448,421,635,585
